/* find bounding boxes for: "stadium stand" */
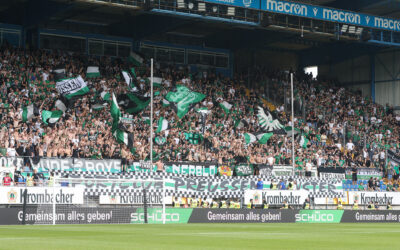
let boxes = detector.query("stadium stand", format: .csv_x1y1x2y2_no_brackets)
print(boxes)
0,42,399,194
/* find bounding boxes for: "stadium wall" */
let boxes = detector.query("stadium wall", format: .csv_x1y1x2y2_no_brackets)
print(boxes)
319,49,400,107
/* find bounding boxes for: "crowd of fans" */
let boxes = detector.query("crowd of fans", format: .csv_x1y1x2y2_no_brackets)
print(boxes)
0,45,399,182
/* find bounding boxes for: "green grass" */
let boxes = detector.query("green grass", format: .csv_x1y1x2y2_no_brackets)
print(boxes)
0,223,397,250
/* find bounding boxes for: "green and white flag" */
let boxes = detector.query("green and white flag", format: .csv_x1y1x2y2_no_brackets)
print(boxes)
256,132,273,144
122,71,132,87
110,93,121,123
128,51,144,66
156,116,169,133
56,76,89,100
219,101,232,114
101,91,110,101
244,133,256,144
153,77,162,86
184,132,202,145
166,85,205,119
55,100,67,113
162,99,170,107
300,135,309,148
197,107,210,114
41,110,63,125
21,104,40,122
155,136,167,145
113,129,134,148
86,66,100,78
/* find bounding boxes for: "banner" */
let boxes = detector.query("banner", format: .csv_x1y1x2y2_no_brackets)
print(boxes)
0,187,84,204
257,164,273,176
188,209,297,223
341,211,400,223
272,165,293,176
387,150,400,168
131,208,193,224
3,207,400,225
262,0,400,32
203,0,260,9
128,162,218,176
295,210,344,223
61,173,343,199
345,168,383,180
218,165,233,176
244,190,309,205
319,167,346,180
348,191,400,205
99,194,172,205
56,76,89,99
32,158,121,173
234,164,254,176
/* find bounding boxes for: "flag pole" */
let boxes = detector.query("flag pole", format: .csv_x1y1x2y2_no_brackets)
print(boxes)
291,73,295,175
150,58,154,165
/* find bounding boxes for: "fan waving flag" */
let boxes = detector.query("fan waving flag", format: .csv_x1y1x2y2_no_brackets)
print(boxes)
21,104,40,122
110,93,121,123
56,76,89,100
256,132,274,144
156,117,169,133
166,85,205,119
300,134,309,148
113,129,134,148
118,93,150,114
128,51,144,66
219,101,232,114
257,106,285,134
41,110,63,125
86,66,100,78
244,133,256,144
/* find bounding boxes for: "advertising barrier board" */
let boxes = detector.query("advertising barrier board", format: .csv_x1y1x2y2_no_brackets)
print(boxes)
0,187,84,204
244,190,309,205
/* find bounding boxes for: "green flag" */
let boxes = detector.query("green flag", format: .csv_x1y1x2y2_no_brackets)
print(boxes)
184,132,202,144
110,93,121,125
300,134,309,148
219,101,232,114
21,104,39,122
128,51,144,66
257,132,273,144
86,66,101,78
56,76,89,100
166,85,205,119
244,133,256,144
41,110,63,125
118,93,150,114
113,129,134,148
156,117,169,133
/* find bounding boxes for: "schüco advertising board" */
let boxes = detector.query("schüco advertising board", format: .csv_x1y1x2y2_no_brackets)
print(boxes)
2,208,400,225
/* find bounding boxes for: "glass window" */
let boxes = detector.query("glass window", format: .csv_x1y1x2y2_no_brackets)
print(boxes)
40,34,85,53
2,31,20,47
88,40,103,56
170,49,184,64
188,51,201,64
104,42,117,56
156,47,169,61
117,43,131,57
201,53,215,66
140,46,155,59
216,55,229,68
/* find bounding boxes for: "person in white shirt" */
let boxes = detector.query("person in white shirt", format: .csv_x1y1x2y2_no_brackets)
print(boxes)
346,140,355,151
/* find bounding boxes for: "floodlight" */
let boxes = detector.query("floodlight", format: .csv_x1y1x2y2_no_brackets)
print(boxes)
227,7,235,16
177,0,185,9
348,26,356,34
341,24,348,33
198,2,205,11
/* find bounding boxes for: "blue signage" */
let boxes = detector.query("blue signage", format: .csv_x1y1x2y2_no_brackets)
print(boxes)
204,0,400,32
203,0,260,9
262,0,400,32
